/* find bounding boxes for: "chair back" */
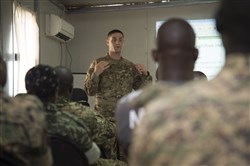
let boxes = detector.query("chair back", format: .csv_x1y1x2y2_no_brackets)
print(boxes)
0,153,23,166
49,134,89,166
71,88,90,107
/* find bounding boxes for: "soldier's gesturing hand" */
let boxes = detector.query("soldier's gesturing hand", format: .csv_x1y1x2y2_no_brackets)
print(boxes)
135,64,148,76
94,61,110,76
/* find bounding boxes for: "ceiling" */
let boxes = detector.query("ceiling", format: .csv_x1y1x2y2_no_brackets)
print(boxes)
50,0,218,13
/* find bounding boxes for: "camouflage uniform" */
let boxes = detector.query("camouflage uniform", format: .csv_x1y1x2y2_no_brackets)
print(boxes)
45,102,100,165
0,88,52,166
130,54,250,165
56,96,117,159
130,81,187,109
116,82,186,156
84,54,152,121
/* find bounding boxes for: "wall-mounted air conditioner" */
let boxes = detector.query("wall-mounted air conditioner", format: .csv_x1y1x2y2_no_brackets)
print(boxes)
45,14,74,43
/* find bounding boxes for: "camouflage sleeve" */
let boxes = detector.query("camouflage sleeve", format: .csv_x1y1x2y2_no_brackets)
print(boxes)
132,66,152,90
61,103,116,159
84,60,100,96
54,111,101,164
88,111,116,143
63,102,116,141
71,128,100,165
60,111,93,150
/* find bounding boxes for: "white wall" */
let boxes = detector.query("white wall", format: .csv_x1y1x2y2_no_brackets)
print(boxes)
66,2,219,80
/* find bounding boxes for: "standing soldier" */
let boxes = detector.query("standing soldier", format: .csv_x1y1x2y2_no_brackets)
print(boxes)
84,29,152,122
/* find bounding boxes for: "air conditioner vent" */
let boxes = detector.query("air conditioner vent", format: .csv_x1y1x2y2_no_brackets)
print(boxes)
55,32,71,41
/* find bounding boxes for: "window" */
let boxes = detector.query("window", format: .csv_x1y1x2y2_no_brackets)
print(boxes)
12,1,39,95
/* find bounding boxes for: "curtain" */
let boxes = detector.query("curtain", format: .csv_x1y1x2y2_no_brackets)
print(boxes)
13,1,39,95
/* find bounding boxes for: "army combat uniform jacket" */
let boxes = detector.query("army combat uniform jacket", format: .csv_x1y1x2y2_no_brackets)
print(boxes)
116,80,192,156
130,54,250,165
84,54,152,121
0,89,52,166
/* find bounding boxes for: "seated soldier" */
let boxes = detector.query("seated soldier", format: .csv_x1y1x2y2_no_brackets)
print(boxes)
25,64,100,165
0,56,52,166
116,18,198,156
130,1,250,165
54,66,127,166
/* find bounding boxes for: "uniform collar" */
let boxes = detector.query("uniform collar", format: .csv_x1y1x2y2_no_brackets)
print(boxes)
106,53,123,61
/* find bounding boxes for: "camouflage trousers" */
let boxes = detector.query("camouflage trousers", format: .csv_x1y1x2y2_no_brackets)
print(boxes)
95,105,128,163
95,104,116,122
99,137,117,160
118,144,128,163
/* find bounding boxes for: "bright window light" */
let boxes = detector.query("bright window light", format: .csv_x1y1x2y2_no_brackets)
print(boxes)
12,2,39,95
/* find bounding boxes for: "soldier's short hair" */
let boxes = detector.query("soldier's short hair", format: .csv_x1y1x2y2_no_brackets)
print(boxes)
107,29,124,38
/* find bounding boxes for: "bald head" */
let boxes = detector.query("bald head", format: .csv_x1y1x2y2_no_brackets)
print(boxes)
0,55,7,87
54,66,73,98
153,18,198,82
157,18,196,52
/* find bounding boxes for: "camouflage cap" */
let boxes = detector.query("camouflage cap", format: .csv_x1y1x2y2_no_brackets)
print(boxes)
25,64,58,99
